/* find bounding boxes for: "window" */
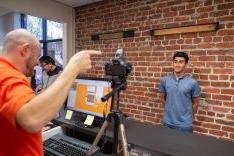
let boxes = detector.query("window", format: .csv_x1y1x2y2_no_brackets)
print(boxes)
21,14,63,66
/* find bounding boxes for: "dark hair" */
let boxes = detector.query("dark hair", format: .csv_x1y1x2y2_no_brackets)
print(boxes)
39,56,55,65
173,51,189,63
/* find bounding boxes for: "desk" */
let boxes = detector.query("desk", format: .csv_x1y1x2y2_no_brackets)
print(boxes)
53,117,234,156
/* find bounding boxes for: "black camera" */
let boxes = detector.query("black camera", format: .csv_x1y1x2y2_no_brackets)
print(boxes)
105,49,132,78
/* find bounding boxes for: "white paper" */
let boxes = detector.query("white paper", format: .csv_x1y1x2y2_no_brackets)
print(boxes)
65,110,73,120
84,115,94,126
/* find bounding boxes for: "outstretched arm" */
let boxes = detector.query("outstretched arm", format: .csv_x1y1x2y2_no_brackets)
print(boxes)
16,50,101,132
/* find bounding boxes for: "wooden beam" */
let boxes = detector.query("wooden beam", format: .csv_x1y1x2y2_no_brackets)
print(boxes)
91,30,134,41
150,23,219,36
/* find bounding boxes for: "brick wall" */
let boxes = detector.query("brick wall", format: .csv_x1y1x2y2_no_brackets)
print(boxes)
75,0,234,141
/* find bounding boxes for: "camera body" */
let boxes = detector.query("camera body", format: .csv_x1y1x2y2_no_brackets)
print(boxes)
104,49,132,78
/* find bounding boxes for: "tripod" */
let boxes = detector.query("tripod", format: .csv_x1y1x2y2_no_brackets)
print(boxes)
88,78,129,156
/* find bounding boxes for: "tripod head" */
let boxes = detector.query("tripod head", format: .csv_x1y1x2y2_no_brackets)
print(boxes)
104,49,132,86
102,49,132,103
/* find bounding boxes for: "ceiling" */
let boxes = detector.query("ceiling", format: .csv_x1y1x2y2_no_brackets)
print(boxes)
55,0,102,7
0,6,11,16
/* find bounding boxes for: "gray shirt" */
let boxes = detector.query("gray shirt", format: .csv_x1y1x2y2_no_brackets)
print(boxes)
41,66,63,89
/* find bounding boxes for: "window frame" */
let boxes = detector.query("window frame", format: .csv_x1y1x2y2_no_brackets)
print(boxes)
20,14,62,56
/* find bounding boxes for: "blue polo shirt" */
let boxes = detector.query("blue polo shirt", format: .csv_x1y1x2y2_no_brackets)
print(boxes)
159,74,200,128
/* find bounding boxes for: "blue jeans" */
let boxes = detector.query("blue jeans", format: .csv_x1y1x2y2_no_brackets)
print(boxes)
163,122,193,133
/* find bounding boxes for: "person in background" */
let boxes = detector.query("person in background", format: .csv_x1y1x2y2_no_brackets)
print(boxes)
0,28,101,156
36,56,62,93
159,51,201,133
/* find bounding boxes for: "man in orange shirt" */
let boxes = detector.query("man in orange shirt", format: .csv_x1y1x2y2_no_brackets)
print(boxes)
0,29,101,156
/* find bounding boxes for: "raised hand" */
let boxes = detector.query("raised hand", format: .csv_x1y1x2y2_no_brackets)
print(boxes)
66,50,102,75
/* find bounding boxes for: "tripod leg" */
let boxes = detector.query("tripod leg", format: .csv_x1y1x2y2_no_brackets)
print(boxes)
87,120,110,156
93,120,109,146
119,123,129,156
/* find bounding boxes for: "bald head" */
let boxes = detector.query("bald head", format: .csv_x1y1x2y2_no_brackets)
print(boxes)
2,29,41,77
3,29,40,53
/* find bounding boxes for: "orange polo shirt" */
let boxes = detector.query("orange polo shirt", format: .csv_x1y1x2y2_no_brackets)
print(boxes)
0,57,43,156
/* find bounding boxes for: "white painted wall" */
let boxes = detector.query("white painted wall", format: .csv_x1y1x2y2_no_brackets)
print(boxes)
0,13,13,46
0,0,75,63
0,12,21,46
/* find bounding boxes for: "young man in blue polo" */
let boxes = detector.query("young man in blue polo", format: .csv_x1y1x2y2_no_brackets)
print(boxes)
159,52,200,133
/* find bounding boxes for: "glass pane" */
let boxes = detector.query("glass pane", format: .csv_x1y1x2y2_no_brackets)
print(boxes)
40,43,43,56
47,41,63,67
26,15,43,40
47,20,63,40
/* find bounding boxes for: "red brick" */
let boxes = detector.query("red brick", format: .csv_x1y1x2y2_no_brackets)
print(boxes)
231,133,234,140
207,111,215,116
198,56,216,61
217,113,225,118
134,115,146,120
213,106,231,113
196,115,214,122
137,106,150,112
203,88,220,94
197,6,214,13
217,3,234,10
226,114,234,120
179,9,195,16
218,56,234,62
206,62,225,68
198,43,215,49
143,111,156,117
167,0,182,6
221,89,234,95
215,119,234,126
175,16,190,21
213,69,232,74
197,19,215,24
223,102,234,108
222,126,234,132
135,67,147,71
181,33,198,38
203,37,212,42
146,117,160,123
202,123,221,130
213,94,232,101
209,75,219,80
193,38,202,44
226,23,234,28
199,74,208,80
194,68,211,74
218,16,234,22
198,81,211,87
211,82,230,87
223,36,233,41
210,10,229,17
190,50,206,55
213,37,222,42
209,130,228,137
164,11,177,17
207,50,225,55
218,30,234,36
181,45,197,49
193,120,202,126
219,75,229,80
193,126,209,133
